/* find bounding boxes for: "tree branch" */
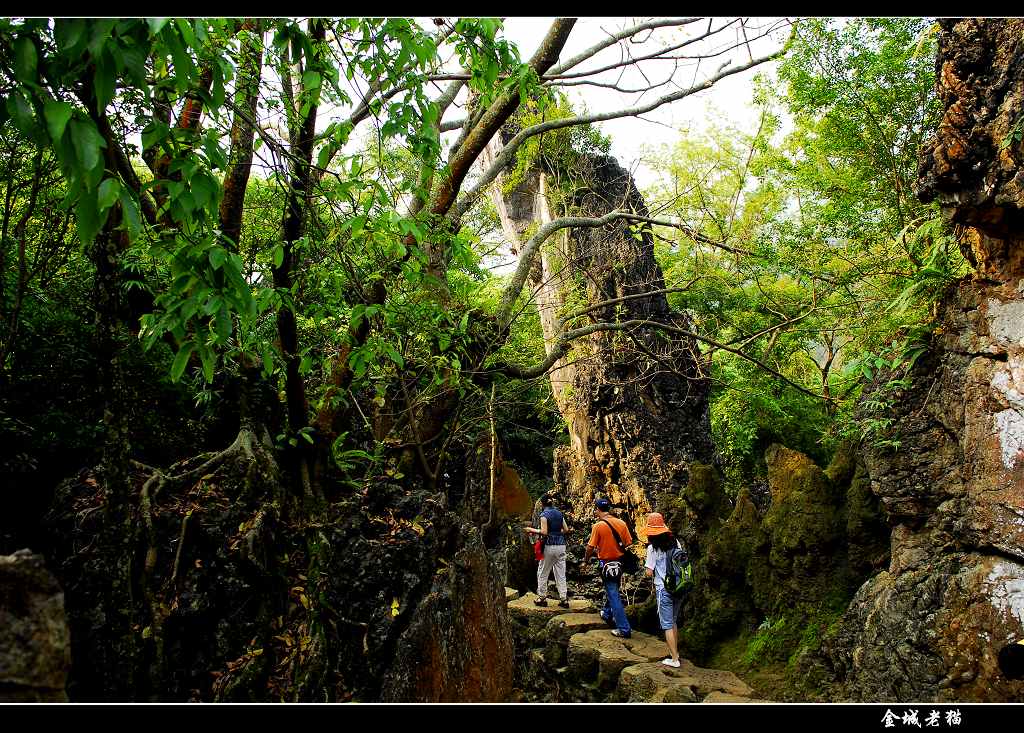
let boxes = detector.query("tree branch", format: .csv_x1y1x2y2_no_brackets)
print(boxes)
496,318,827,401
453,48,784,220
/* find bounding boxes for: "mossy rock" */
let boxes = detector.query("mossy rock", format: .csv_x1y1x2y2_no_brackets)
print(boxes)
761,445,844,597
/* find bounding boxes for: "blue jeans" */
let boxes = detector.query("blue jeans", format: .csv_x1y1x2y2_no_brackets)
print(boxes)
600,565,631,636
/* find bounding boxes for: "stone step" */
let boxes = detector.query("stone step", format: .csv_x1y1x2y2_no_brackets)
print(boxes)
540,613,610,666
566,629,668,690
508,592,595,636
702,691,765,703
617,660,757,703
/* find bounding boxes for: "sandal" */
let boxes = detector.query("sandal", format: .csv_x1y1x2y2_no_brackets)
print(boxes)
611,629,631,639
533,597,548,607
558,599,570,608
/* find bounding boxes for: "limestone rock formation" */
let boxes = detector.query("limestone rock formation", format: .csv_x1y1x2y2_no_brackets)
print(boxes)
916,18,1024,278
380,526,514,702
827,18,1024,702
703,691,763,703
0,550,71,702
484,132,715,541
661,444,887,674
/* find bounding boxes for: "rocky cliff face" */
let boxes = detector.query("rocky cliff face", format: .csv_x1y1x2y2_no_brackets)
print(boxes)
485,135,715,542
826,18,1024,702
0,550,70,701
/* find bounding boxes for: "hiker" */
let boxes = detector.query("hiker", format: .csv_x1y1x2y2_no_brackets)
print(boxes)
643,512,689,668
524,493,571,607
583,497,634,638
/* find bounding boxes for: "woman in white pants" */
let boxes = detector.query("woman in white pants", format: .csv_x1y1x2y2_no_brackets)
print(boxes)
525,493,571,607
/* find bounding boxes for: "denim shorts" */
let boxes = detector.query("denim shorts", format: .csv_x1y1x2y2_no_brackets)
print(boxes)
656,586,682,630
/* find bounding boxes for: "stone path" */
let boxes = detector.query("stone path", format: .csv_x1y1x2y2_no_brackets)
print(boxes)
505,586,766,703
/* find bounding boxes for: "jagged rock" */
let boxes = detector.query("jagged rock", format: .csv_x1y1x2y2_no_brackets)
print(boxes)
676,487,763,655
617,660,755,703
916,18,1024,276
758,445,845,605
703,691,763,703
828,18,1024,702
505,587,520,602
0,550,70,702
566,629,667,690
380,525,514,702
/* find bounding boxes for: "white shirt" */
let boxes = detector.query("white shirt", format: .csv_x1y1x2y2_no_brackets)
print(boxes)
645,540,680,589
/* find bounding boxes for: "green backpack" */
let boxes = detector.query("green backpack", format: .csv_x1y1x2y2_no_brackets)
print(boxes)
664,543,694,599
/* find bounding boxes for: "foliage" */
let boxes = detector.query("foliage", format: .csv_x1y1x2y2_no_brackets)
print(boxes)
642,17,964,485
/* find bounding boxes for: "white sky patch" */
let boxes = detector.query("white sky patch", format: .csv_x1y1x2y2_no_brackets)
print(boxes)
497,18,790,189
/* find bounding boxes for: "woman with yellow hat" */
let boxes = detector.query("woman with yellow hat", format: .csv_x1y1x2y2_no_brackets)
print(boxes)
644,512,684,668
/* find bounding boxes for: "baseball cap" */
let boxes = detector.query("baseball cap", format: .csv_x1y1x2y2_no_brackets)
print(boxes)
594,497,611,511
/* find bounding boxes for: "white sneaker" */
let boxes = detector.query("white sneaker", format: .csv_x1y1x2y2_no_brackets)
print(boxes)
661,658,681,668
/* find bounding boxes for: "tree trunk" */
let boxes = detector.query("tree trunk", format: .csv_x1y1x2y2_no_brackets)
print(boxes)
219,19,265,250
272,19,324,500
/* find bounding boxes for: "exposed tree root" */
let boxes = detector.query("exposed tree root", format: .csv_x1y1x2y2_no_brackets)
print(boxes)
132,426,281,691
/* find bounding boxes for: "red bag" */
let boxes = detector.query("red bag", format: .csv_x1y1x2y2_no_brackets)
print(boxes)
533,539,544,561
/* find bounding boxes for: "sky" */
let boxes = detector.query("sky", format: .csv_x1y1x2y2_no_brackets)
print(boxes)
326,18,793,191
493,18,792,188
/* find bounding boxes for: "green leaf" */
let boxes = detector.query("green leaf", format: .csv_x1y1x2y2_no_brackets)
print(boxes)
141,121,169,151
69,119,105,177
198,343,215,383
191,174,214,209
6,92,35,134
171,342,196,382
215,303,231,344
43,101,73,143
75,194,100,245
317,144,334,170
118,189,142,241
93,49,116,113
272,244,284,269
209,247,226,270
97,177,120,213
302,70,321,93
13,36,37,82
55,19,87,53
262,346,274,376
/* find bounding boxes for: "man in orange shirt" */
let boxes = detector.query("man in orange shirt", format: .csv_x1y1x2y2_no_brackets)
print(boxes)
583,497,633,638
